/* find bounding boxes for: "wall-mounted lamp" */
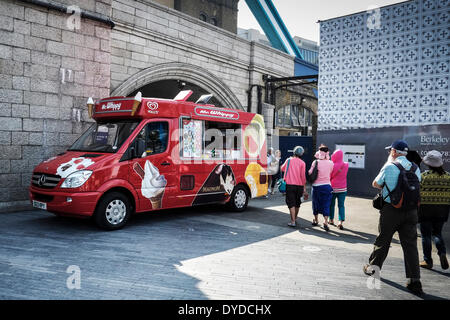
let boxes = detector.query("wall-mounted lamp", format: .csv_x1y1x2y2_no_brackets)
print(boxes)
177,80,186,89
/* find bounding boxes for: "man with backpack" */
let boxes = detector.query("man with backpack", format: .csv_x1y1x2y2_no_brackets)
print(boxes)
364,140,423,295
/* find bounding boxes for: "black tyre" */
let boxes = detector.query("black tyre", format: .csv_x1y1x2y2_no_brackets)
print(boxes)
94,192,131,230
228,185,249,212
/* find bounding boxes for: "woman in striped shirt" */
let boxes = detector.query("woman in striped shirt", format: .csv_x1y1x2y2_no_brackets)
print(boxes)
419,150,450,271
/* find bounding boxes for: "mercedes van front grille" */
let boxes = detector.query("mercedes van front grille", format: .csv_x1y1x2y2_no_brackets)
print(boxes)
32,173,61,189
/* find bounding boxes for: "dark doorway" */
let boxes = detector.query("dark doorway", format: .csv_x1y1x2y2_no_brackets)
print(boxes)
277,135,314,170
129,80,223,108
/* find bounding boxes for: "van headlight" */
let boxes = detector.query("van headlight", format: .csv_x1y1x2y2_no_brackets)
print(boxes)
61,170,93,188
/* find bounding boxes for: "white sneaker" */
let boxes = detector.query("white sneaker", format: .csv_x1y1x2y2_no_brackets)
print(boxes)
268,188,272,193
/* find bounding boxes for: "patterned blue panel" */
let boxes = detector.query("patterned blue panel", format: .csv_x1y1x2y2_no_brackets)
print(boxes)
318,0,450,131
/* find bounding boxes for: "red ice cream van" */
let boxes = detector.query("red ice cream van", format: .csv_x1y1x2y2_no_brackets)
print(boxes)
29,90,268,230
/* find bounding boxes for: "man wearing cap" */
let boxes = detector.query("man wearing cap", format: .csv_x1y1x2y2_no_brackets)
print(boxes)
281,146,308,227
364,140,423,295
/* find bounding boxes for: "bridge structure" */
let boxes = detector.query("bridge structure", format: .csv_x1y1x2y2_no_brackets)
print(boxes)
244,0,318,77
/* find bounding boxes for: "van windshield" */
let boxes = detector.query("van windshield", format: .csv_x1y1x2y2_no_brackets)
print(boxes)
68,120,140,153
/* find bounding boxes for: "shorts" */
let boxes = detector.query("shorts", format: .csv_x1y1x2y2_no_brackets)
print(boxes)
285,184,304,209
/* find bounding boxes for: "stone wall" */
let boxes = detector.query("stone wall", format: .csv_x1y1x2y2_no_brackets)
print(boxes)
0,0,112,210
174,0,238,33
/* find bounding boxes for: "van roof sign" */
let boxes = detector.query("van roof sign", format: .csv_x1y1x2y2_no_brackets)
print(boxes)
92,92,255,124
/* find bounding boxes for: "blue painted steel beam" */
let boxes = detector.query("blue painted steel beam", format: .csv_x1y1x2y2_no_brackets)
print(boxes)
245,0,318,76
245,0,303,58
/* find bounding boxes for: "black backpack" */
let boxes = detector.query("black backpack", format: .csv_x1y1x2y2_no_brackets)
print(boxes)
307,160,319,183
386,162,420,210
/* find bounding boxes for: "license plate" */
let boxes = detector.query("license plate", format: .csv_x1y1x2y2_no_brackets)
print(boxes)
32,200,47,210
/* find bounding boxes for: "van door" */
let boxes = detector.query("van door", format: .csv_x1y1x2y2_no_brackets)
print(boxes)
128,119,177,211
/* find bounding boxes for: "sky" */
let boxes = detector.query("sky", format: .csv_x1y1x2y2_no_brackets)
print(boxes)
237,0,407,43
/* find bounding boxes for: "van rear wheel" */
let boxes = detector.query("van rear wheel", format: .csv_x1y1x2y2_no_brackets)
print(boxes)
228,185,249,212
94,192,131,230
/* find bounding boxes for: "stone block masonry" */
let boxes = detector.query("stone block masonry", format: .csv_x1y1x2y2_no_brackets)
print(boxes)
0,0,112,210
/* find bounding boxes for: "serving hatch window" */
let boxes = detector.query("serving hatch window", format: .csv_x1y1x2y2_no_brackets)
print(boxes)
181,118,242,159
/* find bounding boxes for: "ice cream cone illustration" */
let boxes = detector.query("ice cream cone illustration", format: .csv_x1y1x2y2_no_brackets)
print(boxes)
131,91,142,116
87,97,94,118
150,190,164,209
133,161,167,209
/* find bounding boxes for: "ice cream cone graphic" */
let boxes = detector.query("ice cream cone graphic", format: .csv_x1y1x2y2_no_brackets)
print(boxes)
150,190,164,209
133,161,167,210
131,92,142,116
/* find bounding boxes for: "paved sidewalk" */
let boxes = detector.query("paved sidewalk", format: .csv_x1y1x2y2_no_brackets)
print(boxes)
0,194,448,300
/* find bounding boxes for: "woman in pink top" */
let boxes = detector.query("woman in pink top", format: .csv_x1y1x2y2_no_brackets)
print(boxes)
329,149,349,230
281,146,308,227
308,145,334,231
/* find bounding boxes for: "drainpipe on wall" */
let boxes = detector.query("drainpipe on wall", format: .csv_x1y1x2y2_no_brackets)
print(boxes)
246,84,264,114
257,85,262,115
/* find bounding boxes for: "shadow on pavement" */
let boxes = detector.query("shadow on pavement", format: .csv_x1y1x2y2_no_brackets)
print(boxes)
1,195,432,299
423,268,450,278
2,202,307,299
380,278,447,301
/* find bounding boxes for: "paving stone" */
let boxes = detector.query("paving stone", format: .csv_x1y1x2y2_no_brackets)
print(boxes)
0,196,448,300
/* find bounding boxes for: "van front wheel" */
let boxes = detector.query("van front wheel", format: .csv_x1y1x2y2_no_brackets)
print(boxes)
94,192,131,230
228,185,249,212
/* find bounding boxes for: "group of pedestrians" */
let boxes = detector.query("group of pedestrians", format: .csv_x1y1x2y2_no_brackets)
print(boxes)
364,140,449,295
272,144,349,231
269,139,449,296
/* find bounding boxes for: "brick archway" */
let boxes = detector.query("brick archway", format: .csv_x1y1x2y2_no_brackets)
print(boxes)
111,62,243,110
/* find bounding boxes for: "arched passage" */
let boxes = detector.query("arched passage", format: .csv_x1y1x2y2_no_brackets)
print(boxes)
111,62,243,110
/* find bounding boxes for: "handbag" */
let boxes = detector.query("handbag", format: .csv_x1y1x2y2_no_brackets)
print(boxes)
372,185,387,210
278,158,290,193
307,160,319,184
